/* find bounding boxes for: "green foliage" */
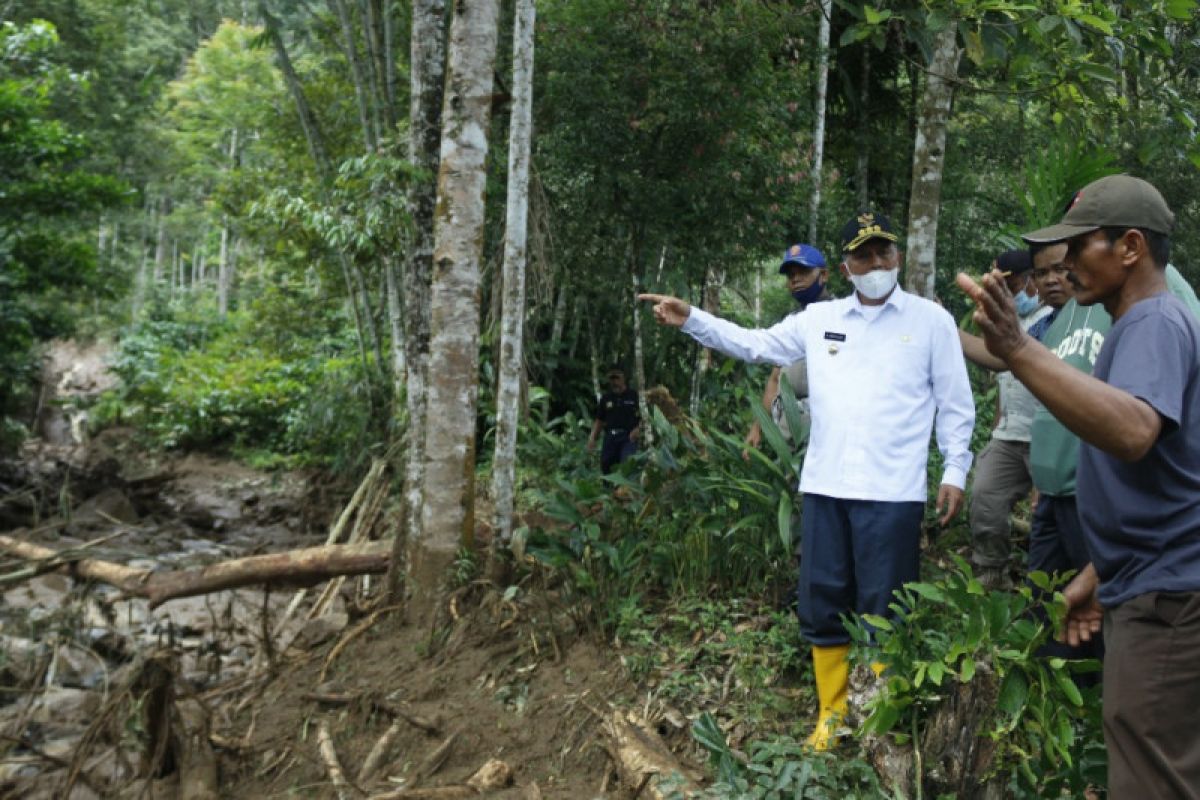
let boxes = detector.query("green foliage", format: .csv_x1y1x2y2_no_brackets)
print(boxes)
94,296,379,469
0,19,130,436
525,387,806,627
692,718,883,799
848,556,1106,797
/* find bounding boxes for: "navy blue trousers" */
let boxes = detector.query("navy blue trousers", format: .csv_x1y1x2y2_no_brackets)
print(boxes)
796,493,924,646
600,431,637,474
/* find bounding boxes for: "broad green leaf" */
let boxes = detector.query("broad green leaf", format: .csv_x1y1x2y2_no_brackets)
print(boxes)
1076,14,1113,35
860,613,893,631
998,671,1029,715
863,6,892,25
1166,0,1197,20
1054,667,1084,706
905,582,946,603
777,492,792,552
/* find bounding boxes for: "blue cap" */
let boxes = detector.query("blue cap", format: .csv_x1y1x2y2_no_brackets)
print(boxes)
779,243,826,274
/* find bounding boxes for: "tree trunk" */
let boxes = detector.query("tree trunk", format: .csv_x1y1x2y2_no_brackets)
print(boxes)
218,224,232,316
807,0,832,242
153,199,169,285
413,0,500,614
329,0,378,152
544,281,568,393
631,260,653,447
385,256,406,391
491,0,535,548
586,313,600,400
904,25,961,300
392,0,447,601
856,45,871,207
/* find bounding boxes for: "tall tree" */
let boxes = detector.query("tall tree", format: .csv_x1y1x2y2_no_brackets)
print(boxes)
394,0,447,599
413,0,501,610
807,0,833,243
491,0,536,548
903,24,960,299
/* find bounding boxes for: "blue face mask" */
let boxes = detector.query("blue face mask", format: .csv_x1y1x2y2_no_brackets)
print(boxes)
1014,288,1039,316
791,280,824,306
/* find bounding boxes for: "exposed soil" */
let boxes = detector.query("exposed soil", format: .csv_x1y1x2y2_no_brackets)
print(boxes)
0,341,691,798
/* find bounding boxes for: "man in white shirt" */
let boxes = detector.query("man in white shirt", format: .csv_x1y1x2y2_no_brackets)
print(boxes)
639,211,974,750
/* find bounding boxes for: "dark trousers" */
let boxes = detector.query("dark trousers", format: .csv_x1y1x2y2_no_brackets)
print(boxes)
1028,494,1104,665
600,431,636,474
969,438,1032,568
1104,591,1200,799
796,493,924,646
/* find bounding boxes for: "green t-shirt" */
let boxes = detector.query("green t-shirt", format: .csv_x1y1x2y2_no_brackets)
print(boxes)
1030,265,1200,496
1030,300,1111,496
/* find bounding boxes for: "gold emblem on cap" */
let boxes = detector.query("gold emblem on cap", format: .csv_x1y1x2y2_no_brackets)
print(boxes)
857,212,875,226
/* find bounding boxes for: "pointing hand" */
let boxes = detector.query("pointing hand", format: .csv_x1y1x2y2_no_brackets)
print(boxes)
637,294,692,327
955,270,1030,362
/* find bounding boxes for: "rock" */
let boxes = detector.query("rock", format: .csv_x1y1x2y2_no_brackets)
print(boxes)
27,686,101,731
72,488,138,526
288,612,348,651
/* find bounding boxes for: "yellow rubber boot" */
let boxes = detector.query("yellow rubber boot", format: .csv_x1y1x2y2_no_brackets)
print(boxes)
805,644,851,751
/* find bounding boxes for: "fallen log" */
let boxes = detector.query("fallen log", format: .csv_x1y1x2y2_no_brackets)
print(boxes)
0,535,391,608
142,541,391,608
0,533,150,594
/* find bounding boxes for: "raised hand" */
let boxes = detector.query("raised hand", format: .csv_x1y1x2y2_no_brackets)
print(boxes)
955,270,1030,362
637,293,692,327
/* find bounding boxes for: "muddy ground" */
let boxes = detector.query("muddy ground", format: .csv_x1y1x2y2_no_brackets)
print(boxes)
0,342,701,799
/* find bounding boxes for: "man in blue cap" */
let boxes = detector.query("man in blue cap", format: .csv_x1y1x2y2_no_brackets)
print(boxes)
743,243,833,456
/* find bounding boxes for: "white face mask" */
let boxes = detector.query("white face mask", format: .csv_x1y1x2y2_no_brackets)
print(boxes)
849,268,898,300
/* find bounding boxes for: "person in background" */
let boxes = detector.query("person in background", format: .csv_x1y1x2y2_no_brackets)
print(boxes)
587,366,640,474
639,210,974,750
744,243,832,455
959,174,1200,796
958,248,1052,590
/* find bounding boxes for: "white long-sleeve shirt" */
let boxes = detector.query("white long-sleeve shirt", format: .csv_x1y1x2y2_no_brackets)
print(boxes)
682,288,975,502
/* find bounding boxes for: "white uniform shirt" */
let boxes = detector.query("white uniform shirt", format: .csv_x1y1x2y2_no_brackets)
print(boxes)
682,287,975,502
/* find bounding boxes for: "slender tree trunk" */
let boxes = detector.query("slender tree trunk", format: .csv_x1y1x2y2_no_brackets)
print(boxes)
132,197,153,316
544,281,568,394
587,314,600,400
754,271,762,325
904,25,961,300
393,0,447,602
491,0,535,548
412,0,499,614
153,199,169,285
218,224,232,316
358,0,386,140
630,255,653,447
856,45,871,207
385,256,406,392
329,0,377,152
807,0,832,242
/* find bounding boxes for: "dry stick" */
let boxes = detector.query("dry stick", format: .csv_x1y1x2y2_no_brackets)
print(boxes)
318,604,403,683
302,691,440,736
357,718,404,785
275,459,387,636
409,731,459,788
310,466,389,619
317,720,358,800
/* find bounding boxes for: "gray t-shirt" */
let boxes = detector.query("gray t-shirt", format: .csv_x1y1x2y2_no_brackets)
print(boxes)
1077,292,1200,606
992,305,1052,443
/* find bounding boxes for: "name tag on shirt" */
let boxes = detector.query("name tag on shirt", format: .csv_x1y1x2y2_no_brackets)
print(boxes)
824,331,846,342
